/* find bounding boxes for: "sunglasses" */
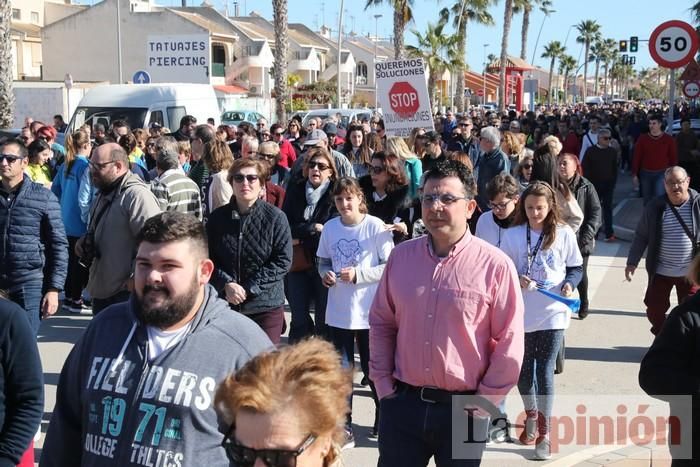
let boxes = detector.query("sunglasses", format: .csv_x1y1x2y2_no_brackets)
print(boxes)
370,166,385,175
420,193,469,205
223,429,316,467
257,152,276,159
274,132,284,136
232,174,260,184
307,161,329,171
521,164,533,169
0,154,24,163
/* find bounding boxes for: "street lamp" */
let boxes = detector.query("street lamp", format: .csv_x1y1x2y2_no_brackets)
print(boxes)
374,14,382,109
482,43,489,107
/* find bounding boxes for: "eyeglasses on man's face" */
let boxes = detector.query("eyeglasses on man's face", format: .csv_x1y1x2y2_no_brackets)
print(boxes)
89,160,117,170
0,154,25,164
420,193,469,206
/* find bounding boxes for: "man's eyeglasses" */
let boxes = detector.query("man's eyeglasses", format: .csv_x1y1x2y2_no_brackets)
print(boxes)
420,193,469,206
521,164,533,170
257,152,277,159
370,166,385,175
598,136,611,141
274,132,285,136
307,161,329,171
0,154,24,164
232,174,260,184
488,199,514,211
222,429,316,467
88,160,116,170
665,178,688,188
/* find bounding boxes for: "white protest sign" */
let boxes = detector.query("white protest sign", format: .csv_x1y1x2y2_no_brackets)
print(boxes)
375,58,434,137
146,34,210,84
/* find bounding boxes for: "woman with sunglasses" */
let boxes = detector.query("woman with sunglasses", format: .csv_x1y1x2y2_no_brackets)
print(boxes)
207,158,292,344
517,153,534,192
282,147,338,343
216,338,351,467
501,131,533,178
359,152,412,243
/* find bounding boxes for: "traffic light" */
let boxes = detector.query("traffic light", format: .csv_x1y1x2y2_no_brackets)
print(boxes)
619,40,628,52
630,56,636,65
622,54,629,65
630,36,638,53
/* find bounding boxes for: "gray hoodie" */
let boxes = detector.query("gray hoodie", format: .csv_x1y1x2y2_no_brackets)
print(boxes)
40,285,272,467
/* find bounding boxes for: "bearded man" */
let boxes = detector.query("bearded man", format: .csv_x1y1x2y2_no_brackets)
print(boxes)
41,212,272,467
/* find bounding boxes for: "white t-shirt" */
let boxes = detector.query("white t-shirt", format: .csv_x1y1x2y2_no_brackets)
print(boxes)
475,210,507,247
146,322,192,361
317,214,394,330
500,223,583,332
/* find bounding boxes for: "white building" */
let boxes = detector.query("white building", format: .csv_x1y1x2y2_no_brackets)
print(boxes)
344,35,392,106
11,0,85,80
41,0,239,86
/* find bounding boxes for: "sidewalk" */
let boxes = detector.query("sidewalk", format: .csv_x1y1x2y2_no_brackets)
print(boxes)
611,171,642,241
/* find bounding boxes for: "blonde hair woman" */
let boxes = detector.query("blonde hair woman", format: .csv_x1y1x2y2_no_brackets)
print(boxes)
501,131,533,177
216,338,351,467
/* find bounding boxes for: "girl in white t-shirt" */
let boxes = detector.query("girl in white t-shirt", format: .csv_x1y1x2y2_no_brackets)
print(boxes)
317,177,394,443
500,181,583,460
475,173,520,247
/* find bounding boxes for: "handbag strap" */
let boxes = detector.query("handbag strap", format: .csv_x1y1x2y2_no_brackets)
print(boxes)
667,199,695,243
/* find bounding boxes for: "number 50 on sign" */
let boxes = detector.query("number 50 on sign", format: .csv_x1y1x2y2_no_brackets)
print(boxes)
649,20,699,68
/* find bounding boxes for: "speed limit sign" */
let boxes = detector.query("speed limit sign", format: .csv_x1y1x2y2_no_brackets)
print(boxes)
683,81,700,99
649,20,699,68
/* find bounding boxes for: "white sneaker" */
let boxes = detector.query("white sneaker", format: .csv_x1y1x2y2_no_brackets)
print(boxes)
534,436,551,460
34,424,42,442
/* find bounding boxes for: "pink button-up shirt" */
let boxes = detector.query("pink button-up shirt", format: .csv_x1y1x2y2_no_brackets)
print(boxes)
369,230,524,401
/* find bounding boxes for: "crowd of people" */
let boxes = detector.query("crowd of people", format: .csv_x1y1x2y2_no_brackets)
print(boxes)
0,100,695,466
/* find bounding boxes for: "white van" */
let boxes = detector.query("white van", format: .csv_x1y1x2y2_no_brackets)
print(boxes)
67,83,220,134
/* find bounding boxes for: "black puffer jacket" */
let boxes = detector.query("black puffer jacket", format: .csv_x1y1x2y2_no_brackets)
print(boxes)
359,175,413,242
207,198,292,314
0,175,68,290
568,174,602,256
282,179,338,264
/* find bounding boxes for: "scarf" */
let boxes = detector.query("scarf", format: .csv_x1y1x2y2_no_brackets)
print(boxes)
304,178,331,221
494,209,516,229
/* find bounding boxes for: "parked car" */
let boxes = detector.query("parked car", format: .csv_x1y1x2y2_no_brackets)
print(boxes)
221,110,266,126
301,108,373,129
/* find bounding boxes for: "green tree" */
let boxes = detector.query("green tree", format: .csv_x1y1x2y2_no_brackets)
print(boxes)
513,0,552,62
0,2,14,128
439,0,495,112
541,40,565,106
498,0,515,110
558,54,577,104
589,40,606,96
599,38,617,98
272,0,288,123
406,18,457,109
575,19,601,100
365,0,415,59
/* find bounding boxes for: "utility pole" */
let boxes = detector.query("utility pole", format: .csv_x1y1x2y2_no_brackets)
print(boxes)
374,14,382,109
483,43,489,106
337,0,344,108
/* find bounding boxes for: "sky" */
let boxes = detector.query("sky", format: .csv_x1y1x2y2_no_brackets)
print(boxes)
80,0,694,72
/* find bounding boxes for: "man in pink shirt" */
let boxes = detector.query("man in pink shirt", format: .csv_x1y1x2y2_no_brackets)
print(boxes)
370,159,524,466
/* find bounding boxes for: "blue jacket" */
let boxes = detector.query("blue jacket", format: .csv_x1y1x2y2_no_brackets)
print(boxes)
51,156,90,237
0,175,69,291
476,149,511,212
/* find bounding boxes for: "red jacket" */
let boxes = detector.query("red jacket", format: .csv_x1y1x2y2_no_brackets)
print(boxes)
558,131,581,156
632,133,677,176
278,139,297,169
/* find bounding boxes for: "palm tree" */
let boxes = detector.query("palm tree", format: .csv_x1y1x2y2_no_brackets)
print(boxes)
439,0,495,112
600,38,617,98
559,54,577,103
498,0,514,110
0,2,13,128
513,0,552,62
487,53,498,67
689,1,700,26
588,40,605,96
365,0,415,59
405,19,456,109
541,40,564,106
272,0,288,123
575,19,601,100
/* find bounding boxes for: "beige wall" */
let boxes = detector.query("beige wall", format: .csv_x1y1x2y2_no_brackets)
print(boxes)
42,0,209,83
11,0,67,27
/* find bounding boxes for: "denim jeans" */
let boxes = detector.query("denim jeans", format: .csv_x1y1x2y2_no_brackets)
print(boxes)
378,388,488,467
92,290,131,315
640,169,665,205
517,329,565,435
7,281,43,336
592,181,615,237
285,269,329,343
329,327,377,426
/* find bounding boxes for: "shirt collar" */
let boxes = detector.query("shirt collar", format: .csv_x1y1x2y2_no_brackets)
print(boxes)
426,228,473,261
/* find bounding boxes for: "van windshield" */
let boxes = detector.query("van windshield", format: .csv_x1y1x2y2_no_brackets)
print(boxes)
69,107,148,133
